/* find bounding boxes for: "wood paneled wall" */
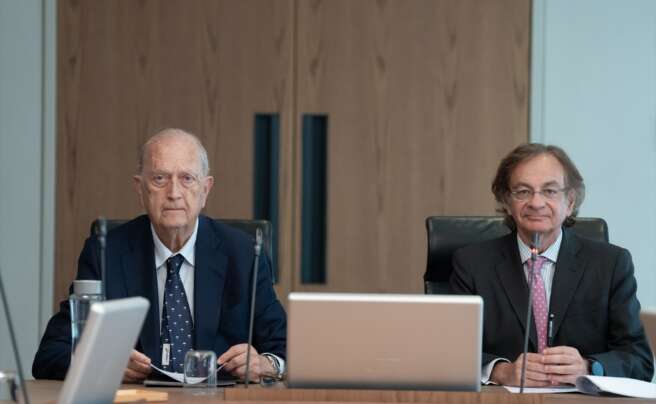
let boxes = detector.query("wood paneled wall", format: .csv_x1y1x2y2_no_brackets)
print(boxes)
293,0,529,292
56,0,529,306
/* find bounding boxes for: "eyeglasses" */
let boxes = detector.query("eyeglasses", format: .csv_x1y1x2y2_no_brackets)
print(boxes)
509,187,568,201
142,171,202,189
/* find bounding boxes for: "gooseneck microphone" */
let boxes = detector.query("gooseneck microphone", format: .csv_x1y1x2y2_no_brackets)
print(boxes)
0,266,31,404
244,228,263,388
95,217,107,300
519,232,541,393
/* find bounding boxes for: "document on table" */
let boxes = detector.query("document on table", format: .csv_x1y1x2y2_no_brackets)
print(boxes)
144,364,236,387
504,376,656,399
575,375,656,399
504,385,577,394
149,364,206,384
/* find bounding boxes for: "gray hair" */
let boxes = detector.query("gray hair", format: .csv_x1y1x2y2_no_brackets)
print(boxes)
491,143,585,229
137,128,210,176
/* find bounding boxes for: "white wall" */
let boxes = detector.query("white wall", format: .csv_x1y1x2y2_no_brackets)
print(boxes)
0,0,55,377
531,0,656,307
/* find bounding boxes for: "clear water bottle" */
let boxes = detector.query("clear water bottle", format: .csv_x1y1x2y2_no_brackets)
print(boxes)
69,280,103,357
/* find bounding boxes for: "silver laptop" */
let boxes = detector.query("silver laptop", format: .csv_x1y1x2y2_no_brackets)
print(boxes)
287,293,483,391
640,308,656,354
58,297,149,404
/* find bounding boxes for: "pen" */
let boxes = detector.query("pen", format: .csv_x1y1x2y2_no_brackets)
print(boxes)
547,313,554,347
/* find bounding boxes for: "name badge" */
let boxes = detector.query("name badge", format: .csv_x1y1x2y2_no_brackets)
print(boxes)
162,343,170,367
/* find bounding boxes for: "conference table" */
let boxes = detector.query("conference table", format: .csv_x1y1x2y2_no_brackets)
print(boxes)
25,380,656,404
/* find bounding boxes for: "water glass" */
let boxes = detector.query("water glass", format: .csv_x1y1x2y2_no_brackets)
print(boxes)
183,350,217,387
0,370,17,402
69,280,103,357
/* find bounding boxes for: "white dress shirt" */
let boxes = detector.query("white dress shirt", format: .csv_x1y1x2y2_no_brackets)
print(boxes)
481,230,563,384
151,219,198,323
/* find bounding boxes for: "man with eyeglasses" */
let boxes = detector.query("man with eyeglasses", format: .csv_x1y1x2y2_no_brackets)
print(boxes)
451,143,653,386
33,129,287,382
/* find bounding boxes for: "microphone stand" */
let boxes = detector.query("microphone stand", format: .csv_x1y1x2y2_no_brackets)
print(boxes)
0,266,31,404
96,217,107,300
519,232,540,393
244,228,262,388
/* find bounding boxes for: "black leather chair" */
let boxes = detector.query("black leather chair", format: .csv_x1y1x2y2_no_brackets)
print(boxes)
90,218,275,282
424,216,609,294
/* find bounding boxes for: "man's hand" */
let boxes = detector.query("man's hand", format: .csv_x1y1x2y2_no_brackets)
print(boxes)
218,344,275,381
490,353,551,387
541,346,589,385
123,350,152,383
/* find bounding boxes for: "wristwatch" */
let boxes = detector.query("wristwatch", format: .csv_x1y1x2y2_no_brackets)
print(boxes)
588,359,605,376
262,353,285,381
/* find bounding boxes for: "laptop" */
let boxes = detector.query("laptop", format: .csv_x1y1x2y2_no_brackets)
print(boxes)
287,293,483,391
58,297,149,404
640,308,656,354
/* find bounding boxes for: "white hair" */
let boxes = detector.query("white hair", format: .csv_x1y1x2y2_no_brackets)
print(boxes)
138,128,209,176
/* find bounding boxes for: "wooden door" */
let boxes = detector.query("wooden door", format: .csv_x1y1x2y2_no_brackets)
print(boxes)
293,0,530,293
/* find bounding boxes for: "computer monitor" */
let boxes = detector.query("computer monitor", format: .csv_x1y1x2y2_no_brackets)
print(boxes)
287,293,483,391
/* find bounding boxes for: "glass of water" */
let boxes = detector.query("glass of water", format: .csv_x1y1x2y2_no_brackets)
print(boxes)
69,280,103,358
183,350,217,388
0,370,17,402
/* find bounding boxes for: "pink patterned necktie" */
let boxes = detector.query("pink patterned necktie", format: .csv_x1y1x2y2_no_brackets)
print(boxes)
529,256,549,353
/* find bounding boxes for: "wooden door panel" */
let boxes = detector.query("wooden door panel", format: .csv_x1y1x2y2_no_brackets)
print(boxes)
293,0,529,293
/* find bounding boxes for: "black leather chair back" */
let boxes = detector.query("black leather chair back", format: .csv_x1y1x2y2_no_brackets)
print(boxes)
90,218,275,281
424,216,609,294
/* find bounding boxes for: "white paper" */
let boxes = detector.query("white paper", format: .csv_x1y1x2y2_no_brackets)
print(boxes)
576,375,656,399
504,376,656,398
149,364,206,384
504,385,578,394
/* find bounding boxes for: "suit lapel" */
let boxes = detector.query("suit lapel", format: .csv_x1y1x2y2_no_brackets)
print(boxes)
549,229,585,339
193,217,228,350
122,219,160,364
494,234,538,350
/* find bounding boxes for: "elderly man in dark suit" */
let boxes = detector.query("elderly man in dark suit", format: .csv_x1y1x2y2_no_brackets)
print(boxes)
451,143,653,386
33,129,286,382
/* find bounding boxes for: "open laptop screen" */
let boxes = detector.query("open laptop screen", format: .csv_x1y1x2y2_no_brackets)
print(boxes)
287,293,482,391
58,297,149,404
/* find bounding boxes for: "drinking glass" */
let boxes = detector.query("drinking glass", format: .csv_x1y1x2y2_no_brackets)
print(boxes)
183,350,217,388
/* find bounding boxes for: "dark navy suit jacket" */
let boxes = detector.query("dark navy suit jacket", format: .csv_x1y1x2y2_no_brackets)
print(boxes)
450,228,653,381
33,215,287,379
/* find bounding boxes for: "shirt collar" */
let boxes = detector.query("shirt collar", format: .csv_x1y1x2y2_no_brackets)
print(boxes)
517,229,562,264
151,218,198,269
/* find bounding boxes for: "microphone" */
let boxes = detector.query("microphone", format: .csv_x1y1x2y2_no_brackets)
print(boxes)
529,233,539,262
244,228,263,388
0,266,31,404
519,232,541,393
95,217,107,300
